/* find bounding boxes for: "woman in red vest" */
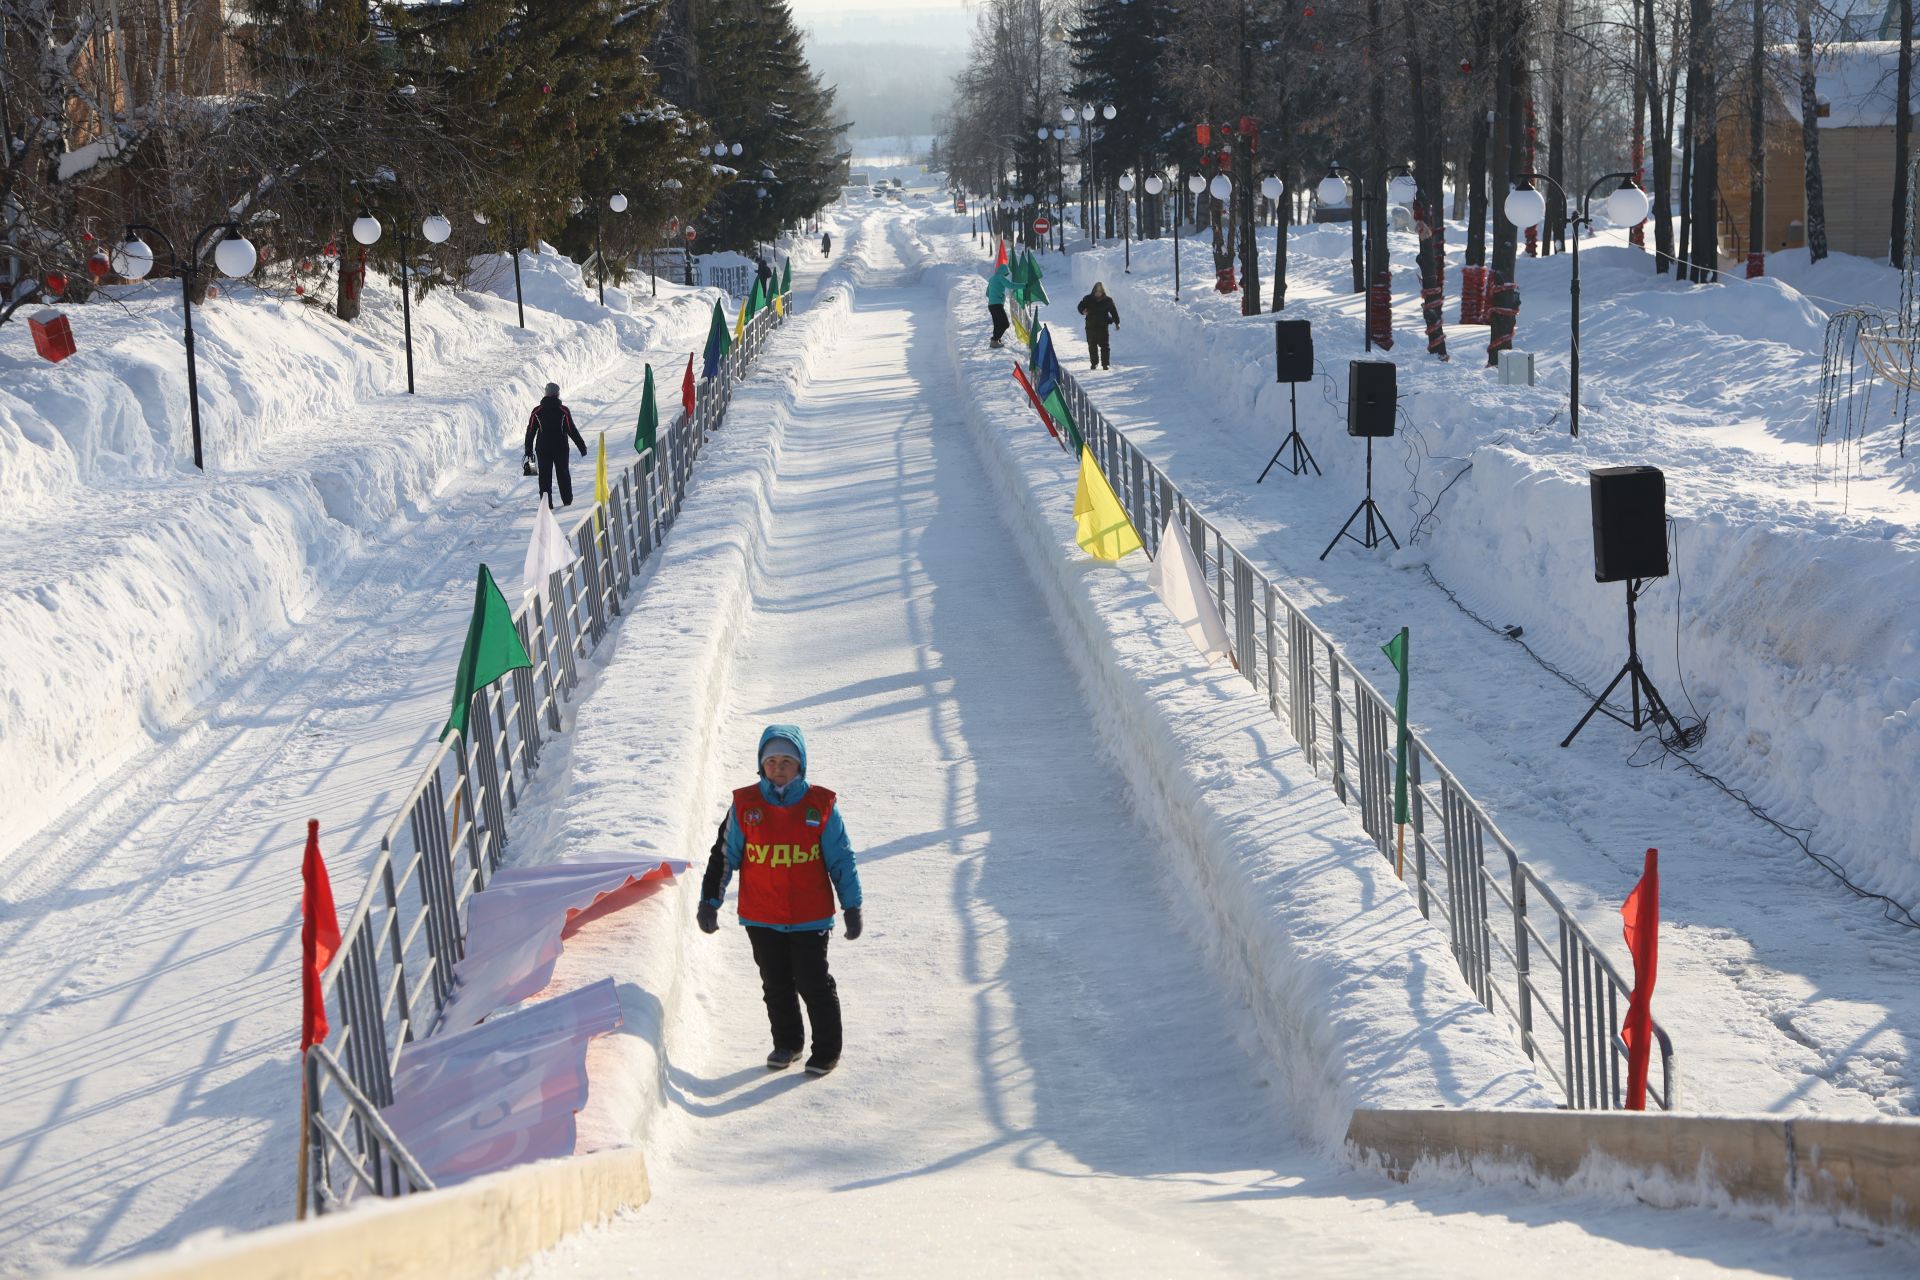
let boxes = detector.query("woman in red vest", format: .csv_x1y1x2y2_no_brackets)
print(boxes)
697,724,864,1076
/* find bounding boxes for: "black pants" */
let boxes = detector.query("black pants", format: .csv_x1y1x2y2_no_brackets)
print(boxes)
746,925,841,1061
1087,329,1110,369
989,304,1009,342
537,450,574,506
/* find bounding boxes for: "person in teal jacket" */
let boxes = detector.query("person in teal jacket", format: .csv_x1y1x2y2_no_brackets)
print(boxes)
697,723,862,1076
986,263,1012,348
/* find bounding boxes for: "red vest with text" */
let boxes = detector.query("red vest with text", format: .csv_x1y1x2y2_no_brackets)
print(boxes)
733,784,838,925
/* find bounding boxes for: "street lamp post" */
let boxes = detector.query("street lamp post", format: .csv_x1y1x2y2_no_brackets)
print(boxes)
1261,174,1286,308
351,210,452,394
1508,171,1649,437
115,220,258,470
1183,174,1207,298
591,191,628,307
1118,173,1135,271
1319,165,1366,298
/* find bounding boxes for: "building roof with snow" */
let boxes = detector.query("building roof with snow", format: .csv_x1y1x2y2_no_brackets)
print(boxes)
1776,40,1920,129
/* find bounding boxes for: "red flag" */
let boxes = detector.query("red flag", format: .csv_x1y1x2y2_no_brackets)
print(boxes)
994,237,1008,268
1010,364,1062,445
301,819,342,1051
681,352,696,418
1619,847,1660,1110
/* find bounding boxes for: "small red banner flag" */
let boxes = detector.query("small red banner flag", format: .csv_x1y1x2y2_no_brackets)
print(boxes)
301,820,342,1051
1010,363,1063,446
1620,847,1660,1110
681,352,696,418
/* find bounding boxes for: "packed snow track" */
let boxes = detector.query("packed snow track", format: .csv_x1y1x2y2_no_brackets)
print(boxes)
507,208,1908,1277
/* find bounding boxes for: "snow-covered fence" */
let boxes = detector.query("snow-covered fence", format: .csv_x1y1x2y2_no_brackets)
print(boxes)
302,298,790,1216
1024,300,1675,1114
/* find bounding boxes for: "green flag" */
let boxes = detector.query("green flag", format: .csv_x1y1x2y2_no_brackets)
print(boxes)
1040,386,1083,455
744,277,764,321
635,363,659,464
1381,627,1410,824
442,564,533,741
779,257,792,296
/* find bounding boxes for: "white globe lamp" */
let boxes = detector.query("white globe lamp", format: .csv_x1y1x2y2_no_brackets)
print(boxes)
351,213,382,246
1604,183,1651,227
1144,175,1163,195
1118,173,1136,192
1187,174,1206,194
1209,173,1232,200
1317,172,1349,207
421,214,453,244
609,192,628,213
212,231,258,278
114,235,155,281
1503,185,1546,230
1261,175,1284,201
1387,175,1420,206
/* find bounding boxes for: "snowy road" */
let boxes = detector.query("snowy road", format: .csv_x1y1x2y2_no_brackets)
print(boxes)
519,211,1910,1277
0,322,690,1275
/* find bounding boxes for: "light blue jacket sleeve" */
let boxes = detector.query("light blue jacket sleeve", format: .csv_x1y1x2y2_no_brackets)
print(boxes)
821,808,862,910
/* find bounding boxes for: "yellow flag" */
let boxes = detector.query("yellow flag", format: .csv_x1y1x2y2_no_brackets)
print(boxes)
774,290,785,317
1009,305,1030,346
594,431,608,532
1073,449,1142,562
734,296,747,340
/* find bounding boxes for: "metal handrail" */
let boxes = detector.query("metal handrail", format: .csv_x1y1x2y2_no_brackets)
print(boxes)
302,291,794,1213
1020,299,1674,1111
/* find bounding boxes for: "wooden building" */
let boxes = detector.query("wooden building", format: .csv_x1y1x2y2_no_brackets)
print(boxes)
1719,39,1918,263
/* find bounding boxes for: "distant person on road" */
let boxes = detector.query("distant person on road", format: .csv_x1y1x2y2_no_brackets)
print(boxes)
755,254,775,297
821,231,832,257
698,724,863,1078
986,261,1012,348
1076,283,1121,371
523,381,588,507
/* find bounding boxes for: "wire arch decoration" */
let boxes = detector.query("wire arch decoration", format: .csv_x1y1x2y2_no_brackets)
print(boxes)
1817,154,1918,472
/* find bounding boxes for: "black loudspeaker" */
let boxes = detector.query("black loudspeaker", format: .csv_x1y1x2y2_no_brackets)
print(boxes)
1590,466,1669,582
1346,360,1396,437
1275,320,1314,383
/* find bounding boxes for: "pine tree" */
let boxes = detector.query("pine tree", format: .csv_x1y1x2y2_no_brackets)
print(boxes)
681,0,849,250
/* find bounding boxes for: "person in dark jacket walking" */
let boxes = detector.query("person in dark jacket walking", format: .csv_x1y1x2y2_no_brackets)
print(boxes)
523,382,588,507
1076,283,1120,370
755,255,775,296
821,231,832,257
698,724,863,1077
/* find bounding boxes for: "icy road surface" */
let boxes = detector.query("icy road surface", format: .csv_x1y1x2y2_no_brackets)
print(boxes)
517,208,1911,1278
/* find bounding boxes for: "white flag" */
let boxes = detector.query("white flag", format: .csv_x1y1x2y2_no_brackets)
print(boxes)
523,496,575,615
1146,514,1231,666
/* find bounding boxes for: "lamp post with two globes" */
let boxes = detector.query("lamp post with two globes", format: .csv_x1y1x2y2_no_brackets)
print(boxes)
350,209,453,394
114,221,259,470
1505,173,1650,437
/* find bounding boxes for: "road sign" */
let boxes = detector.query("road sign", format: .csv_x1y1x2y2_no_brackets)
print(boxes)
1034,216,1052,235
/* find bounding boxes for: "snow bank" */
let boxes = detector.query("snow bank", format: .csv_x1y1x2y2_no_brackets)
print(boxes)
1050,233,1920,910
935,267,1556,1145
0,253,718,865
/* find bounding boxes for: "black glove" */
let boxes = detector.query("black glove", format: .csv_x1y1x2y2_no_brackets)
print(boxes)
697,902,719,934
842,907,863,940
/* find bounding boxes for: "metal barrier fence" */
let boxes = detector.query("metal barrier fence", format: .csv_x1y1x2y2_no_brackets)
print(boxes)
302,294,789,1215
1024,301,1675,1113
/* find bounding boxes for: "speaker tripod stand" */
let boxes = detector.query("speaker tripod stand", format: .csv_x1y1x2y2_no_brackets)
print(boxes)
1560,577,1676,748
1320,436,1399,560
1257,381,1320,481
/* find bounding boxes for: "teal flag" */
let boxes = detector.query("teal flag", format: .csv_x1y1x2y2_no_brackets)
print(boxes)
1381,627,1410,824
443,565,533,741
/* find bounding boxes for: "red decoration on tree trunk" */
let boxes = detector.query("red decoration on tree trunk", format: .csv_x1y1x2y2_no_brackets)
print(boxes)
1368,273,1394,349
